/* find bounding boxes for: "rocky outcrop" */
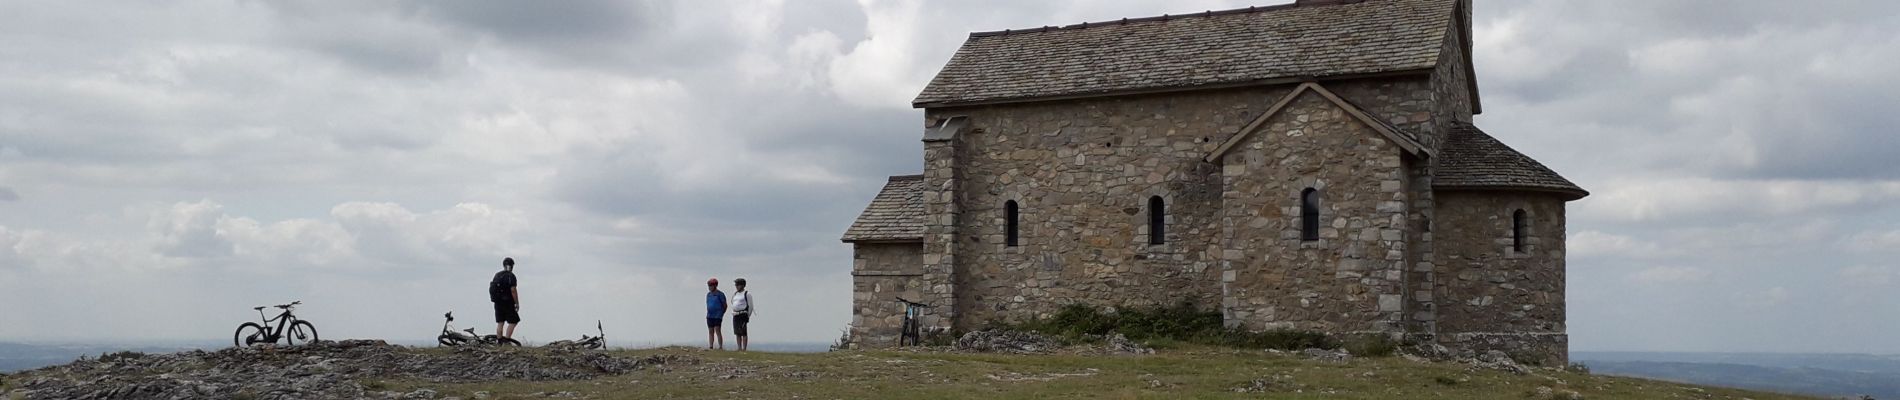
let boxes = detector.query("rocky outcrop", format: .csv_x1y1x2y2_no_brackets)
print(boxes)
5,340,695,400
954,330,1060,354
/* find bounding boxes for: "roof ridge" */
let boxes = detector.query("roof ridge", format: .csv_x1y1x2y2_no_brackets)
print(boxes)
888,174,924,181
967,1,1373,38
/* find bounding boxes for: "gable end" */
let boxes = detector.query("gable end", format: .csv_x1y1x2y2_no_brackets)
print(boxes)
1205,82,1432,163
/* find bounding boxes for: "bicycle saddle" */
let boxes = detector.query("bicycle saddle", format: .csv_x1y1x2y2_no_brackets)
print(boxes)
252,306,267,311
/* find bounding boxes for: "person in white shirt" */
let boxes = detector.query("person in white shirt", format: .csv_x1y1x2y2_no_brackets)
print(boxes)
732,278,754,351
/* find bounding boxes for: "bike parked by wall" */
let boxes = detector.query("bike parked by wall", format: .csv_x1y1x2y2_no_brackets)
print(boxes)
233,301,320,347
895,297,930,346
547,320,605,350
436,311,521,347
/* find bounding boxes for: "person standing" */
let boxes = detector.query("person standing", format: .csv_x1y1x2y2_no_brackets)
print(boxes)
706,278,728,350
732,278,754,351
490,257,521,340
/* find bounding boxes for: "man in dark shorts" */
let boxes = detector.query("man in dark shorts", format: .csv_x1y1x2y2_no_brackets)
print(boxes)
706,278,727,350
731,278,754,351
491,257,520,340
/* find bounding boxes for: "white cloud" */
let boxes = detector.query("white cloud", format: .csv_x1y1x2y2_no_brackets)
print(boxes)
1628,266,1713,285
825,0,931,108
1741,286,1792,309
1576,178,1900,223
1840,265,1894,287
1840,229,1900,252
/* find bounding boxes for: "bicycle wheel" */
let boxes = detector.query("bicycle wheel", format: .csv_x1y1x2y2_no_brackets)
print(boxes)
233,323,267,348
496,336,521,346
286,321,320,346
438,334,470,347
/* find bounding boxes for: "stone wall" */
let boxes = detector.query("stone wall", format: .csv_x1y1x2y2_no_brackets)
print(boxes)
1217,90,1416,334
923,86,1297,326
849,242,926,347
915,136,963,333
1433,190,1568,364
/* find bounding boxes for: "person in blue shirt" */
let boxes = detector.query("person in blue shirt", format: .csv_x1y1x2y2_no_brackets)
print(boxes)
706,278,728,350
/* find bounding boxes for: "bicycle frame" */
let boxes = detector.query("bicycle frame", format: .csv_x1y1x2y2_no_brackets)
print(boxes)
253,308,301,342
895,297,929,346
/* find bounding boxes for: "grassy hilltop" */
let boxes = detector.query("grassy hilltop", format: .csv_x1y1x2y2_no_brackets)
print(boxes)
362,346,1814,399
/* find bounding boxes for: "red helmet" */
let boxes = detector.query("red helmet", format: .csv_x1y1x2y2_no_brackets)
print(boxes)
707,278,719,286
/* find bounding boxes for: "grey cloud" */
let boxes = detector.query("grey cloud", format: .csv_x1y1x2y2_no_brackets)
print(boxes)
0,187,17,202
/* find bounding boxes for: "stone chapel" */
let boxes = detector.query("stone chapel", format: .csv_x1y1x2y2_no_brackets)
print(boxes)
841,0,1587,364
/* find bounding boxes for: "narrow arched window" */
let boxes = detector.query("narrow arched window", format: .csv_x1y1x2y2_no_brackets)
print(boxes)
1005,200,1020,247
1511,209,1527,253
1148,196,1166,245
1300,188,1320,241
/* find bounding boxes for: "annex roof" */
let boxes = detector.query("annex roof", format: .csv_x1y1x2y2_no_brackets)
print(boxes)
840,175,926,242
913,0,1462,108
1434,122,1588,200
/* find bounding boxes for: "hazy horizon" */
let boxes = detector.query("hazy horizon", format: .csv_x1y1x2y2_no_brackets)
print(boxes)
2,0,1897,354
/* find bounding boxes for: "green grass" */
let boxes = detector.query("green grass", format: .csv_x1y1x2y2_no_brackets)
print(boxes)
378,346,1821,399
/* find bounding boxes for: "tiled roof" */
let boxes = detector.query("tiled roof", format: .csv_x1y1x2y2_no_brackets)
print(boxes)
913,0,1458,107
841,175,926,242
1435,123,1588,200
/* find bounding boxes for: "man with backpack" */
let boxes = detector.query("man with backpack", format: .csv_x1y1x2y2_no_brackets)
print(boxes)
732,278,754,351
706,278,727,350
490,257,521,340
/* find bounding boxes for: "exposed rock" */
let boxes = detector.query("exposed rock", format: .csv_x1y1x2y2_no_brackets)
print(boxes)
954,330,1059,354
1463,349,1531,375
1103,333,1154,355
1300,348,1352,363
6,340,692,399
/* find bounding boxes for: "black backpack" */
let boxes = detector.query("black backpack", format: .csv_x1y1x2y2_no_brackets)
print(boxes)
489,271,514,302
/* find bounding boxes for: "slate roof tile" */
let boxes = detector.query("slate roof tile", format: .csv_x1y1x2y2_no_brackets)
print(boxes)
1435,123,1588,199
914,0,1458,107
841,175,926,242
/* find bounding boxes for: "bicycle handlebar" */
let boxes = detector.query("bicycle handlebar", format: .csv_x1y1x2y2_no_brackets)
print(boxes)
273,301,302,309
893,297,929,307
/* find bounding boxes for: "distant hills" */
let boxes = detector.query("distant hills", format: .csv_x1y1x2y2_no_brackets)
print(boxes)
1575,351,1900,399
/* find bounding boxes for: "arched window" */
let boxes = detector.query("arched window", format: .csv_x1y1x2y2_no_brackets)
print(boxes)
1511,209,1527,253
1005,200,1020,247
1148,196,1166,245
1300,188,1320,241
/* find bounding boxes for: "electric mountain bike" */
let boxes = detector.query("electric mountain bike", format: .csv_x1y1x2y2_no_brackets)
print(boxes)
547,320,605,350
895,297,930,346
436,311,521,347
233,301,320,347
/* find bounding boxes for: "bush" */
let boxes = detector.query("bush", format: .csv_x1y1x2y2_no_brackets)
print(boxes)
829,326,857,351
1565,362,1591,374
1000,302,1337,350
97,351,147,363
1342,335,1397,357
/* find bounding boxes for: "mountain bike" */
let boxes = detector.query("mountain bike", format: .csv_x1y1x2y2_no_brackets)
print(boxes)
436,311,521,347
895,297,930,346
547,320,605,350
233,301,320,347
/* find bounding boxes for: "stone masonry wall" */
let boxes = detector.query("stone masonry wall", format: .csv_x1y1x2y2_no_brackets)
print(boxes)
923,86,1297,327
1217,90,1413,334
914,77,1445,333
849,242,926,347
915,137,963,334
1433,190,1568,365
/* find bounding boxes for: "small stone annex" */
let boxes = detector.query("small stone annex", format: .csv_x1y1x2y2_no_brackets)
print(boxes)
841,0,1587,364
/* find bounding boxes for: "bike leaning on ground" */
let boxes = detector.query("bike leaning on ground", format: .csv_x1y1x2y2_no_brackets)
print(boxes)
436,311,521,347
547,320,605,350
233,301,320,347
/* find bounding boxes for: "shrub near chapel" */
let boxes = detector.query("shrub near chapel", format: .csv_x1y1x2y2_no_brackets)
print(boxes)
842,0,1586,365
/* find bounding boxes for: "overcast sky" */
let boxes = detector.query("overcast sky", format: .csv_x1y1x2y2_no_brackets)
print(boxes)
1,0,1896,353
